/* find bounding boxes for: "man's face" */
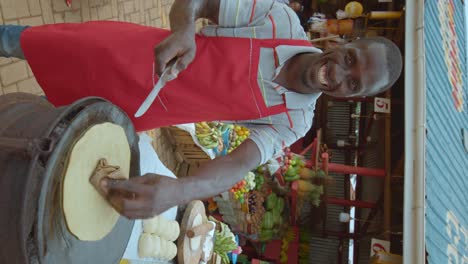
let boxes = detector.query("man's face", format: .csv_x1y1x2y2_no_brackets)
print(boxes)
303,41,390,97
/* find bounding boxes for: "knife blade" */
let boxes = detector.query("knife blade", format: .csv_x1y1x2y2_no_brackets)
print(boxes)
134,60,178,118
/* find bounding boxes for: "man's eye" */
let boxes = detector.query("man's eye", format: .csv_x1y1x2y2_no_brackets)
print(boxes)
346,54,353,66
351,80,359,91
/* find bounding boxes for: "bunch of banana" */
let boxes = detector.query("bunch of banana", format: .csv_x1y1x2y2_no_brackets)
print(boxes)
195,122,218,149
280,228,297,263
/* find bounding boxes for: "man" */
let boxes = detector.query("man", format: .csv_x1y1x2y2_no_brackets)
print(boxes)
0,0,402,219
288,1,308,31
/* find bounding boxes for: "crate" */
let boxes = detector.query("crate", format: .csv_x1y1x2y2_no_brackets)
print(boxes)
163,126,211,166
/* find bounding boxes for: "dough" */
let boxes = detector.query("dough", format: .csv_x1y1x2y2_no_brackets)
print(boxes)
167,242,178,260
170,222,180,241
62,123,131,241
152,235,162,258
138,234,154,258
143,216,160,234
190,214,203,251
143,216,180,241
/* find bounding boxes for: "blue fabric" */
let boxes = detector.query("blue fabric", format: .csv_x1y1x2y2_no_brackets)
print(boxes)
0,25,28,59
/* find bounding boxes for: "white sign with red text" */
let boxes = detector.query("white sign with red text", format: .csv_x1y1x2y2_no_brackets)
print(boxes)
374,97,391,113
370,238,391,256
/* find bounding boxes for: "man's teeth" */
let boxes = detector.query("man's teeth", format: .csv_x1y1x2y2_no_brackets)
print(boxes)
318,65,329,86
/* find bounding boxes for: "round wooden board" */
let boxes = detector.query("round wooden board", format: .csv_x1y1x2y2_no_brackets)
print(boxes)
177,200,207,264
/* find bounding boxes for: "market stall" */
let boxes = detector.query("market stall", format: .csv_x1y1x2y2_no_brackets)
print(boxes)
161,122,336,264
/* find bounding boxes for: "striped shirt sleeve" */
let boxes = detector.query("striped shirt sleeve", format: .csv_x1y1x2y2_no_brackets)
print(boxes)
246,117,312,165
219,0,276,27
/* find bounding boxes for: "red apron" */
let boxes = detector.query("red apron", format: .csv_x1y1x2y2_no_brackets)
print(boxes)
21,21,312,132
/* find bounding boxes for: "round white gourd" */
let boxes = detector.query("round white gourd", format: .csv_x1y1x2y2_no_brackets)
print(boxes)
138,233,154,258
160,239,170,259
143,216,160,233
170,222,180,241
152,235,162,258
167,242,178,260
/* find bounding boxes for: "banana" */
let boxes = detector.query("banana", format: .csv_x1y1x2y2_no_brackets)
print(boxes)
204,142,219,149
196,132,213,138
200,122,211,130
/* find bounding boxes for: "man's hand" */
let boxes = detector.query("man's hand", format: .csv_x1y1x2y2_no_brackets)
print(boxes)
154,30,196,77
100,174,180,219
154,0,220,76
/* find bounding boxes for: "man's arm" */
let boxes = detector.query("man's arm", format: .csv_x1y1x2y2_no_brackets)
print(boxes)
178,139,261,202
169,0,220,32
154,0,220,75
101,139,261,219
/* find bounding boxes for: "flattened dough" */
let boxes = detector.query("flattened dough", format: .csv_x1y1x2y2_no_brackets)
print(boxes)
63,123,131,241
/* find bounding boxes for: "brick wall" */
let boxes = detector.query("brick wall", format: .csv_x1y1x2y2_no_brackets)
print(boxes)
0,0,174,95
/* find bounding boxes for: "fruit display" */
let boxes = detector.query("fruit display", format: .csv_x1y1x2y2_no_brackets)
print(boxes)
246,191,266,234
280,228,297,263
209,217,238,264
230,180,249,203
280,149,306,182
298,231,313,264
244,171,256,191
254,172,265,190
297,180,324,207
195,122,231,150
228,125,250,153
259,193,286,241
230,171,258,203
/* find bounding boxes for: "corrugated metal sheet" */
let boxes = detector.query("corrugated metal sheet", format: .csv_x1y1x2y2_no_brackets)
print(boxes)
425,0,468,263
308,99,389,263
309,237,349,264
308,101,354,264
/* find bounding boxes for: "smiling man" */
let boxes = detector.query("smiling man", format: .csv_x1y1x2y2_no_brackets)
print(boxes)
0,0,402,218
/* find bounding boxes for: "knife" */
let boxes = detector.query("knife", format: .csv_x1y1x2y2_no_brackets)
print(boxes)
134,60,178,118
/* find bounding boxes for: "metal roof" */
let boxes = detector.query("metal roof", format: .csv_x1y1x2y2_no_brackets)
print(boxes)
425,0,468,263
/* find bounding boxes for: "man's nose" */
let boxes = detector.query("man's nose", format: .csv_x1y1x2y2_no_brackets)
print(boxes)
333,64,351,84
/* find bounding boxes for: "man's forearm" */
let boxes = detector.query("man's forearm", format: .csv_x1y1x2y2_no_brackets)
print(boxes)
175,139,261,204
169,0,220,33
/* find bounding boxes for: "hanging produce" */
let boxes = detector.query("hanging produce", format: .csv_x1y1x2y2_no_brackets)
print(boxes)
195,122,231,150
279,149,306,182
297,180,324,207
280,228,297,263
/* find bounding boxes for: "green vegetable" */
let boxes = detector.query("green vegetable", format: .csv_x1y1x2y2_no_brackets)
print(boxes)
259,229,274,241
277,198,285,213
285,167,298,177
277,215,284,227
209,217,238,264
262,211,274,229
285,174,300,181
272,209,281,225
266,193,278,210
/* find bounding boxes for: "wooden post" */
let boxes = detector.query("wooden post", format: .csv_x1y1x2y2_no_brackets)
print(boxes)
384,90,392,240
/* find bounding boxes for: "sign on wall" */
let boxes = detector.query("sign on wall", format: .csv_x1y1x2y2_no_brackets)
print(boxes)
374,97,391,114
370,238,391,256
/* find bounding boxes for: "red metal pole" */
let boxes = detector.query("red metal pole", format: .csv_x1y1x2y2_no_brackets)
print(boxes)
327,163,385,178
326,197,376,208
